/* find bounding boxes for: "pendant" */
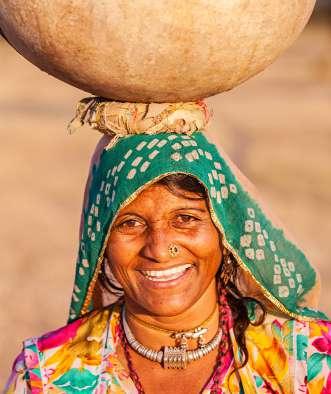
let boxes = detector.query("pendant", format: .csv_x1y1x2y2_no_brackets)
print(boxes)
172,327,208,348
163,346,188,369
164,327,209,369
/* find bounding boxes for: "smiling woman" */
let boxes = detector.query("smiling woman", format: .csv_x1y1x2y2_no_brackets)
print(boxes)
107,180,221,318
4,101,331,393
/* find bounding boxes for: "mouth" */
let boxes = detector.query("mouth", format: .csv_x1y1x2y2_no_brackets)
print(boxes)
139,263,193,283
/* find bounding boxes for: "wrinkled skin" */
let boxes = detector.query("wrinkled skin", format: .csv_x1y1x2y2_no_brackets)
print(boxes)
106,183,222,325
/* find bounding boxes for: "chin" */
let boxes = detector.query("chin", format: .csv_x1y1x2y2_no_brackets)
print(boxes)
136,291,200,317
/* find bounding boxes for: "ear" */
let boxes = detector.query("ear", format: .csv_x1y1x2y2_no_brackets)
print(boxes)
93,258,124,309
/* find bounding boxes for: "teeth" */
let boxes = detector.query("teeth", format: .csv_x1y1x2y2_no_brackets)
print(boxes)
141,264,192,282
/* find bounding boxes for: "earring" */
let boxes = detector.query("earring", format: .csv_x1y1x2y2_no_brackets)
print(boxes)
100,258,124,296
220,249,235,286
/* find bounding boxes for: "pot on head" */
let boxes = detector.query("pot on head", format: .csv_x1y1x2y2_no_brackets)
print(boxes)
0,0,316,102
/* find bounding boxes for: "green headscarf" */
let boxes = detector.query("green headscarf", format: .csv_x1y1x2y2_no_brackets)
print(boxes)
68,100,327,323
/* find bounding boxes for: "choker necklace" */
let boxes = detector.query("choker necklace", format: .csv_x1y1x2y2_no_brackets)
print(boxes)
126,302,218,334
121,307,222,369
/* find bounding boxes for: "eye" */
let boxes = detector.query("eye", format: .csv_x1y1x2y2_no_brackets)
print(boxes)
121,219,141,228
178,214,196,222
173,214,200,227
115,218,146,234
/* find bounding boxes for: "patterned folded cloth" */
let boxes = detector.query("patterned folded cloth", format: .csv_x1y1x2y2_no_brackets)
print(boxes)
66,99,325,322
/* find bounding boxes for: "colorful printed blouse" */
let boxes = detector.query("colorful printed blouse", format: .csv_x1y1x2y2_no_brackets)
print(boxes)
5,304,331,393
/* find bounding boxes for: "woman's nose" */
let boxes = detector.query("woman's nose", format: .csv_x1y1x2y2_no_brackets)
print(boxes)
140,224,176,263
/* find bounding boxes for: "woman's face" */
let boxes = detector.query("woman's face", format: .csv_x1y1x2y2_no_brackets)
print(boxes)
106,183,222,317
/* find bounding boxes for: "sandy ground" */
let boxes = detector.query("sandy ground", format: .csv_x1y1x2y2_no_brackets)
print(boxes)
0,20,330,385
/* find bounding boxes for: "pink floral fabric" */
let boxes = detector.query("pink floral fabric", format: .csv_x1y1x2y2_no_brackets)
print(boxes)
4,305,331,393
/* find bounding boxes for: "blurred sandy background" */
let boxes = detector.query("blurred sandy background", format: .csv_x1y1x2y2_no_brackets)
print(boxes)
1,5,330,385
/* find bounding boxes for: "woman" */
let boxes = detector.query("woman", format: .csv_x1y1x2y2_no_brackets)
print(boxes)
5,100,331,393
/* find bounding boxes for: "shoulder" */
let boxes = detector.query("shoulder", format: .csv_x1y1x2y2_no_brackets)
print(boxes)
4,306,120,393
244,313,331,392
245,312,331,357
305,319,331,392
36,306,114,353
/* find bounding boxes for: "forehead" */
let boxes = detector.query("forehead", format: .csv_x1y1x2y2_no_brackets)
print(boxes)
117,183,208,215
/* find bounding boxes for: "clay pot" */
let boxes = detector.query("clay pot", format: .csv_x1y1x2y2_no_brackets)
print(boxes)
0,1,315,102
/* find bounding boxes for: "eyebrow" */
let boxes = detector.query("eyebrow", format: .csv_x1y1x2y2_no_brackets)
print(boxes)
116,207,207,219
173,207,207,213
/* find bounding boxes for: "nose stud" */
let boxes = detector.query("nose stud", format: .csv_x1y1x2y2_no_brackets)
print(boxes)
168,243,180,258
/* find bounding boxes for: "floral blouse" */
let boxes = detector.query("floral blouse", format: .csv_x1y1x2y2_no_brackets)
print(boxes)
4,305,331,393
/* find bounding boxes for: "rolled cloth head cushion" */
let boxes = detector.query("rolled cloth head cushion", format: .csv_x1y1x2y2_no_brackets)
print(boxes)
68,100,327,323
0,0,316,102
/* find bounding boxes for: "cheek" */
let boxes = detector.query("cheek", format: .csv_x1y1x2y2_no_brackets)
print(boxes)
105,242,137,293
106,234,140,276
190,225,221,264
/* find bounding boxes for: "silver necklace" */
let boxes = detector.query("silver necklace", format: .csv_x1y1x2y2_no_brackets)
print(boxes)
122,308,222,369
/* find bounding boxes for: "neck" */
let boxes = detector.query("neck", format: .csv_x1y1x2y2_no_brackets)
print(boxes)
124,280,220,349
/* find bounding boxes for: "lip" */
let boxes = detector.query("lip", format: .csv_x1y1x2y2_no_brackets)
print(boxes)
137,265,195,289
139,263,192,279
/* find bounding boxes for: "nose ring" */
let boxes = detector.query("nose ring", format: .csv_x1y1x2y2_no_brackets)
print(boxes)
168,243,180,258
